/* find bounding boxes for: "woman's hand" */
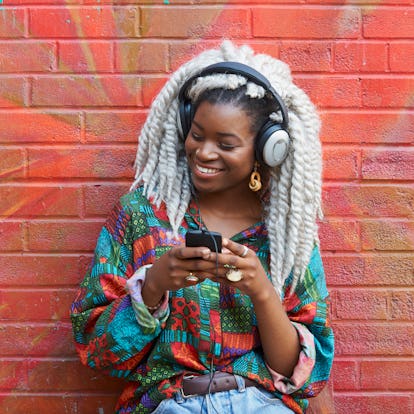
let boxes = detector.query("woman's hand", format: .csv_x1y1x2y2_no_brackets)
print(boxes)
203,238,275,303
141,244,218,307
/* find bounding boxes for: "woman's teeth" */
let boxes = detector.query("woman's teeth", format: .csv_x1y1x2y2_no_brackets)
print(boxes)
196,164,220,174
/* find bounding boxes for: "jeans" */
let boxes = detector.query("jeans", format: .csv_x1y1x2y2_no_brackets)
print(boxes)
151,375,295,414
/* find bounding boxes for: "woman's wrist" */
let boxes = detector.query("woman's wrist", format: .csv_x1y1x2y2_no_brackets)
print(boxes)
142,266,166,308
250,278,276,306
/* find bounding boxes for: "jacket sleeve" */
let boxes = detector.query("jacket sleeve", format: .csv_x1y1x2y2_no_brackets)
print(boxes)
268,245,334,398
70,201,168,378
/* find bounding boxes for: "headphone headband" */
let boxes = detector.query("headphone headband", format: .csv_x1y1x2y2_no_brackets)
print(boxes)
178,61,289,128
178,61,291,167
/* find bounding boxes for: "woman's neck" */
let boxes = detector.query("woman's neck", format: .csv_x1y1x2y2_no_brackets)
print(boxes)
194,189,263,237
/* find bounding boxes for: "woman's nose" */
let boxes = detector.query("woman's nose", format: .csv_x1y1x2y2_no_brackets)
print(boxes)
196,142,218,160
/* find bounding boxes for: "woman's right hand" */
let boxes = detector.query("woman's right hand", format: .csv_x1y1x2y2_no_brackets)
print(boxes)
141,245,214,306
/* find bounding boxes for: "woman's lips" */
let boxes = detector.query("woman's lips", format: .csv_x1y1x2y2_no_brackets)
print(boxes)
194,163,222,175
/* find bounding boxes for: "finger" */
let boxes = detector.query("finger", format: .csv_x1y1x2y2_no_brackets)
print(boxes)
222,238,250,258
172,246,211,260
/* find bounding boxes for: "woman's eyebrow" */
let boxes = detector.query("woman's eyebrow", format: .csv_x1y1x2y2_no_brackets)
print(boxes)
192,119,242,140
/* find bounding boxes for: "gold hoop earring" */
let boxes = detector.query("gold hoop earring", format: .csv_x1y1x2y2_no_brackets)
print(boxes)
249,163,262,192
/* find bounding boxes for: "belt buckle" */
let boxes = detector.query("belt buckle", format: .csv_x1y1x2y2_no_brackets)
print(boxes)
180,375,198,399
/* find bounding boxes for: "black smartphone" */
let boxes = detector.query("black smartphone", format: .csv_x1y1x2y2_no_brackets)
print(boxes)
185,229,222,253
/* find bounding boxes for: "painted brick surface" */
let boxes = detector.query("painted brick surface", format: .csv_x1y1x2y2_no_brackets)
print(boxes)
1,1,413,413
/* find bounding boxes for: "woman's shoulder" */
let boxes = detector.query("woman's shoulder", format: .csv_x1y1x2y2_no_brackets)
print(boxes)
118,185,153,211
118,186,170,222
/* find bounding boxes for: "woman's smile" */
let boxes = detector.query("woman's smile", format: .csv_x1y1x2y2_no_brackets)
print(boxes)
194,163,223,176
185,101,256,195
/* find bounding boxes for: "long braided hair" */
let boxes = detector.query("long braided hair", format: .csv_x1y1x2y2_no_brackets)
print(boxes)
131,41,322,295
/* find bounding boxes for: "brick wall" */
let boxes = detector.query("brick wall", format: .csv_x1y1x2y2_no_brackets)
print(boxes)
0,1,413,413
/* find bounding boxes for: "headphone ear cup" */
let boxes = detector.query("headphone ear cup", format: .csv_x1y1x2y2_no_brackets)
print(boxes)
255,122,290,167
178,100,194,140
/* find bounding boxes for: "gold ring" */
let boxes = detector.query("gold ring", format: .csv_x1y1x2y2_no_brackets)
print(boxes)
185,273,199,283
226,268,243,282
240,246,248,258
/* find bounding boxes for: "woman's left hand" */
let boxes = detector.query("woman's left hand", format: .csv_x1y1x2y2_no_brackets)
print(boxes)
203,238,274,303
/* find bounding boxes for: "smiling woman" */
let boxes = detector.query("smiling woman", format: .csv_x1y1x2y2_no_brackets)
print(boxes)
70,41,334,414
185,101,258,202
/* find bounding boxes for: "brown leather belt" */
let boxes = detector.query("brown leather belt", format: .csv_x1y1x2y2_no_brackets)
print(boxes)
182,372,257,397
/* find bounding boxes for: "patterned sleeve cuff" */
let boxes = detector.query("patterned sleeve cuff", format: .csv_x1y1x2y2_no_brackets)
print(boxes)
265,322,316,394
125,264,170,329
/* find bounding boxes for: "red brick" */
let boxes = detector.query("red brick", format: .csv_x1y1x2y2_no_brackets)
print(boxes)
27,359,124,391
169,40,280,73
322,147,359,180
169,40,223,71
320,111,414,144
0,221,24,252
280,41,332,72
319,220,360,251
389,42,414,72
84,111,146,142
115,41,168,72
362,149,414,180
333,289,388,320
0,186,81,217
0,41,55,72
0,395,119,414
331,360,358,390
253,7,360,39
31,75,141,107
335,394,411,414
333,322,414,356
323,254,414,287
141,76,170,107
58,41,113,73
27,221,104,252
391,291,414,321
295,77,361,108
27,147,135,179
363,254,413,286
83,184,129,216
322,254,365,286
0,289,75,321
0,255,82,286
362,78,414,108
29,7,138,38
141,7,250,38
0,148,25,179
307,0,410,3
0,396,71,414
0,112,81,143
74,395,121,414
363,8,414,38
0,8,25,38
334,42,387,72
362,220,414,251
0,360,27,391
0,323,75,356
361,360,414,390
322,185,414,218
0,77,26,108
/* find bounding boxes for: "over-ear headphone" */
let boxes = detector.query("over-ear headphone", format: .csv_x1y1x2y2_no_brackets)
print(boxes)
177,61,290,167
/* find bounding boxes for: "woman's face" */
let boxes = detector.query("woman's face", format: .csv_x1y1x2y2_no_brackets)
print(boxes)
185,101,256,195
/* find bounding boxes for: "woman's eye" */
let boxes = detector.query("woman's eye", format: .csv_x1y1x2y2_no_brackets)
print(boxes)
219,143,235,151
191,132,203,141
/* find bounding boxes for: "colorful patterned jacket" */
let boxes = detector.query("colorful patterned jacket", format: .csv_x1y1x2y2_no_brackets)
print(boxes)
70,187,334,413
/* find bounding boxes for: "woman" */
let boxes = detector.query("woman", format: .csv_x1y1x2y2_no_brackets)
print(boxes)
71,41,334,414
